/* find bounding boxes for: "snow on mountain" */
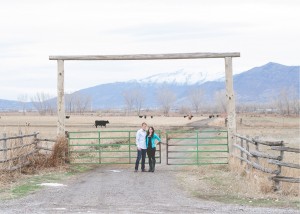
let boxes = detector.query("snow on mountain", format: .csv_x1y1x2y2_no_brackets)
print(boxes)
137,69,224,85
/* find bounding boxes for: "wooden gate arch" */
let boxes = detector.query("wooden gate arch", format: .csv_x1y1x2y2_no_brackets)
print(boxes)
49,52,240,153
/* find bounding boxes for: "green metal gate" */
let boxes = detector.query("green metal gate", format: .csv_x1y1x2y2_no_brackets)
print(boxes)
68,130,161,164
166,130,228,165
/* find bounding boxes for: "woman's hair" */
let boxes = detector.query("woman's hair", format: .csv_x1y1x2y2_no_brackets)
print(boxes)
147,126,155,136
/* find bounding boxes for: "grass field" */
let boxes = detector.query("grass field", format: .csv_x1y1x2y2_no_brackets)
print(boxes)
0,113,299,207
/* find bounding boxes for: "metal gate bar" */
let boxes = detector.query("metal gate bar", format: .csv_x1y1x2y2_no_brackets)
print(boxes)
166,130,228,165
68,130,161,164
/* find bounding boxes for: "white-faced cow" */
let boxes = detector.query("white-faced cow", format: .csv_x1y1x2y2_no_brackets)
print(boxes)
95,120,109,128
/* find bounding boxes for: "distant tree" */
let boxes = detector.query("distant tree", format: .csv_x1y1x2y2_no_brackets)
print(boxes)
133,90,145,116
123,90,135,115
30,92,54,115
122,87,146,116
17,94,28,115
188,87,204,113
275,86,300,115
215,89,227,113
156,88,176,116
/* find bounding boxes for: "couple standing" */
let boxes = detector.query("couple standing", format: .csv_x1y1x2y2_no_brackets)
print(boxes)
135,122,161,172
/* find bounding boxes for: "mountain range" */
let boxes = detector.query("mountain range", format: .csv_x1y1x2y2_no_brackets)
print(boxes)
0,62,299,111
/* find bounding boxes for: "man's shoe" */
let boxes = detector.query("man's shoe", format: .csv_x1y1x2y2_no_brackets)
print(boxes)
142,169,146,172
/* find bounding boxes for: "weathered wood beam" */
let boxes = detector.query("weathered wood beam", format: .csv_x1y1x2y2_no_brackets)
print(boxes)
252,139,284,146
270,176,300,183
57,60,65,136
233,155,279,174
49,52,240,60
225,57,236,153
250,150,282,160
268,159,300,169
0,132,39,141
233,144,253,157
271,146,300,153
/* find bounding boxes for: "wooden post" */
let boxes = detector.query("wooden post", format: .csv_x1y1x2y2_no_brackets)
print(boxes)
240,138,244,166
225,57,237,154
3,133,7,164
57,60,65,137
274,143,284,191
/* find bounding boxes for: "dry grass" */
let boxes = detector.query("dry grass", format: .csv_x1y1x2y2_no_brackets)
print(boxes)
0,113,299,204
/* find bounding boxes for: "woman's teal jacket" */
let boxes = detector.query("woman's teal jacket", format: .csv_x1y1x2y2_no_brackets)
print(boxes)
145,133,161,148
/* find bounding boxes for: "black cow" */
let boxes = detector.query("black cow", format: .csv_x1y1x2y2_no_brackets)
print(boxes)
139,116,143,118
66,115,70,119
95,120,109,128
144,115,147,119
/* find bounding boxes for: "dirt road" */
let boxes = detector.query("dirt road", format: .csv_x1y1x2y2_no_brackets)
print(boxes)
0,165,298,214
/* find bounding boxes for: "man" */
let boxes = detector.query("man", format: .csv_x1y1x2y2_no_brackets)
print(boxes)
135,122,147,172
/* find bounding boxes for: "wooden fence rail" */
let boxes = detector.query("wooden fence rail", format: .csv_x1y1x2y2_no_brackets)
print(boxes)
0,132,56,171
234,133,300,191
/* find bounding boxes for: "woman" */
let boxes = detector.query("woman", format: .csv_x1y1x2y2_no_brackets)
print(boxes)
146,126,161,172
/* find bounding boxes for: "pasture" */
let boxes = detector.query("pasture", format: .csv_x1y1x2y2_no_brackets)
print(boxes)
0,113,299,208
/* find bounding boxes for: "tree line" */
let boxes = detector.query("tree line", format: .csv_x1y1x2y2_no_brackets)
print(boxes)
15,86,299,116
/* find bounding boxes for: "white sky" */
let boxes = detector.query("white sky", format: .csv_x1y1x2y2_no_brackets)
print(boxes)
0,0,299,100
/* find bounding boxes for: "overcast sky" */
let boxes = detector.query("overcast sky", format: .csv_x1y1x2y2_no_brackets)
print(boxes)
0,0,299,100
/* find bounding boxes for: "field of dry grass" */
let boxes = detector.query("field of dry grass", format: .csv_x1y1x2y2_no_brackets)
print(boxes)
0,113,299,207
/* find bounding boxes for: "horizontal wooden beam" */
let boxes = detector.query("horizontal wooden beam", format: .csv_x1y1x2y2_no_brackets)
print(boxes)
49,52,240,60
270,176,300,183
271,146,300,153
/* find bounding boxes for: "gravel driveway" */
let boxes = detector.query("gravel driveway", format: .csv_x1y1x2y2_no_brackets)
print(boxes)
0,165,298,214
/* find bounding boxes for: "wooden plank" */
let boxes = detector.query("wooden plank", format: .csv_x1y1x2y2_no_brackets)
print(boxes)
271,176,300,183
235,134,255,145
49,52,241,60
250,150,281,160
268,159,300,169
0,132,40,141
233,155,279,174
225,57,236,153
252,139,283,146
271,146,300,153
233,144,253,157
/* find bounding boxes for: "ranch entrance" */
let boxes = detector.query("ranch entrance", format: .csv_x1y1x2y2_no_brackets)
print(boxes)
67,129,228,165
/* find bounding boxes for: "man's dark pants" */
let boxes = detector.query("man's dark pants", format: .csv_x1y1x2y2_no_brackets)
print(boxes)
135,149,147,171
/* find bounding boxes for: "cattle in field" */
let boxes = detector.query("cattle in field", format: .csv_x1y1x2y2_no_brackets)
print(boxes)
183,115,187,118
139,115,143,118
66,115,70,119
151,116,153,118
95,120,109,128
144,115,147,119
188,115,193,120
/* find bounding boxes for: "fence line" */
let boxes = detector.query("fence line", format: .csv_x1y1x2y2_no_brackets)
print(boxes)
234,133,300,191
0,132,56,171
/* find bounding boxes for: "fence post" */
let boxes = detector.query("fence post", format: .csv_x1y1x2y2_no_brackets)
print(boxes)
128,131,131,164
166,133,169,165
240,138,244,166
274,142,284,191
245,135,250,173
3,133,7,167
196,131,199,165
254,136,259,166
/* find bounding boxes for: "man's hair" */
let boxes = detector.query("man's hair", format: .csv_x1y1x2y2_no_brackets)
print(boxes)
142,122,147,126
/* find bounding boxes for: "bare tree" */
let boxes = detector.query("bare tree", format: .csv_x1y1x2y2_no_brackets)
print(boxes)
123,90,135,115
17,94,28,115
275,86,300,115
73,93,91,114
188,87,204,113
133,90,145,116
215,89,227,113
156,88,176,116
31,92,54,115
